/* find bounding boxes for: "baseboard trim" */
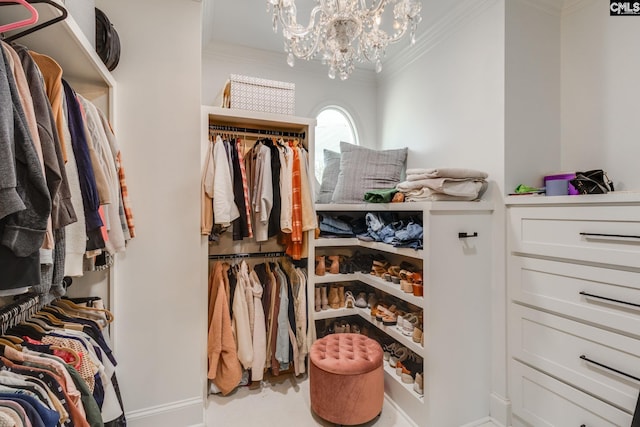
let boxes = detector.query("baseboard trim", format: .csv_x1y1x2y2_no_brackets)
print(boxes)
382,393,418,427
127,397,204,427
460,417,493,427
490,392,511,427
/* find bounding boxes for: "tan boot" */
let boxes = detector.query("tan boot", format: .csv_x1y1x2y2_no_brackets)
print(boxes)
338,285,345,307
315,256,326,276
328,255,340,274
328,286,340,309
321,286,329,310
315,287,321,312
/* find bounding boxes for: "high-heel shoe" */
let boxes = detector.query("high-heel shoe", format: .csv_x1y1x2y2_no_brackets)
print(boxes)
328,286,340,309
321,286,329,310
314,287,321,312
328,255,340,274
315,256,326,276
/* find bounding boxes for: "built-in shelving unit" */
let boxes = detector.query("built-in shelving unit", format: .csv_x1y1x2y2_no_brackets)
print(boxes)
310,201,493,425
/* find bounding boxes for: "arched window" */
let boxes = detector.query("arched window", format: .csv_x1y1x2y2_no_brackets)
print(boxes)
314,106,358,182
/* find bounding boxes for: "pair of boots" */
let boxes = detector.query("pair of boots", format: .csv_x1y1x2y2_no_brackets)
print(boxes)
315,255,340,276
314,285,345,311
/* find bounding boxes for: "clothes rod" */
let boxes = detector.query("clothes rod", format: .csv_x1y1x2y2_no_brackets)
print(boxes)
208,251,286,260
209,124,306,140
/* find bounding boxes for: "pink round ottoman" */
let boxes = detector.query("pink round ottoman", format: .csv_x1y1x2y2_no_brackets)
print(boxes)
309,333,384,425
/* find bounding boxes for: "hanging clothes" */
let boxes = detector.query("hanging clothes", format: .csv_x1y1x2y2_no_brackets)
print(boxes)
0,44,51,294
207,262,242,395
0,296,125,426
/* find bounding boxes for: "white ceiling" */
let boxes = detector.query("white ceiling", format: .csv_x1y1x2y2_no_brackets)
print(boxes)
202,0,472,62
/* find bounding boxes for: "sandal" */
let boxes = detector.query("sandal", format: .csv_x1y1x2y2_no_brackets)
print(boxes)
382,313,398,326
344,291,356,308
390,346,408,368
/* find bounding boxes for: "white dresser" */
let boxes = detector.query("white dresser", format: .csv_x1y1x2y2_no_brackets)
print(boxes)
506,193,640,427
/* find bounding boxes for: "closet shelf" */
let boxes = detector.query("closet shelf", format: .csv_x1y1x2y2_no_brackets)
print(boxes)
358,274,424,307
314,238,424,259
314,273,359,284
314,307,425,356
314,307,358,321
382,362,424,403
313,273,423,306
0,0,115,88
355,307,425,357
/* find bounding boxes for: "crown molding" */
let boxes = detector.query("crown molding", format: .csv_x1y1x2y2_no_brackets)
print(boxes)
202,41,378,86
517,0,563,16
562,0,597,16
381,0,497,80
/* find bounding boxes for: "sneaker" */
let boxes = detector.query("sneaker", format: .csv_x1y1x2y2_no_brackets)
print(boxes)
389,346,408,368
414,372,424,395
355,292,368,308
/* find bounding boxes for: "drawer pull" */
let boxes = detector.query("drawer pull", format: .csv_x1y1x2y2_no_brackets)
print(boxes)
580,232,640,241
579,355,640,382
579,291,640,309
458,232,478,239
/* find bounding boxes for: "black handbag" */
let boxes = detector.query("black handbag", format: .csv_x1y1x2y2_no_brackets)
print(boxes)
569,169,614,195
95,8,121,71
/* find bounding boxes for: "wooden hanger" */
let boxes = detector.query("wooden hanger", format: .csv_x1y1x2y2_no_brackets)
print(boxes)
0,0,38,34
1,0,67,42
53,299,114,324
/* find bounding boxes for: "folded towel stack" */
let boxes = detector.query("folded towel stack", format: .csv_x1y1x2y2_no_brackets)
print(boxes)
396,168,489,201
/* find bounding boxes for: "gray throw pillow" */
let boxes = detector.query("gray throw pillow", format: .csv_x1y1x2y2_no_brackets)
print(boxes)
317,149,341,204
332,141,408,203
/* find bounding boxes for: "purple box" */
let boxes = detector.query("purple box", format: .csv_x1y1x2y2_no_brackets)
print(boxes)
544,173,579,195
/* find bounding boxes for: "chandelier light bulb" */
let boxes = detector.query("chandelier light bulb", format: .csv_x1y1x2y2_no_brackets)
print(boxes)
267,0,422,80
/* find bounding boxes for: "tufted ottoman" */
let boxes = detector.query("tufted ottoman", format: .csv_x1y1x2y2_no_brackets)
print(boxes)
309,333,384,425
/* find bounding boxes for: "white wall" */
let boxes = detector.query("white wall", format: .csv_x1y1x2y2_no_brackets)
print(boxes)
96,1,205,425
377,0,505,196
562,0,640,191
377,0,506,423
202,42,378,148
505,0,561,193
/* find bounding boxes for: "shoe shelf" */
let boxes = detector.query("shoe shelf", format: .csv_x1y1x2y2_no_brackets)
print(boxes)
310,201,492,425
314,237,423,259
382,362,424,403
313,273,359,284
354,308,425,357
313,306,425,356
314,307,358,320
314,272,423,306
357,274,423,307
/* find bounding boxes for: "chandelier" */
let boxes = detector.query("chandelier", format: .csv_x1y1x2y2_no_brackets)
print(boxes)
266,0,422,80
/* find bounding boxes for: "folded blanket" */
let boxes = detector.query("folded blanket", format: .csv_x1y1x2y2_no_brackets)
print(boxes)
406,168,488,180
397,177,486,198
403,187,481,201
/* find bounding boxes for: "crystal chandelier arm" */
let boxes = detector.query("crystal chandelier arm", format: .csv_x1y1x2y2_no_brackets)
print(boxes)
276,3,325,38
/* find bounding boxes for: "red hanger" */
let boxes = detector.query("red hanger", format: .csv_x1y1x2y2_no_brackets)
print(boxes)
0,0,39,33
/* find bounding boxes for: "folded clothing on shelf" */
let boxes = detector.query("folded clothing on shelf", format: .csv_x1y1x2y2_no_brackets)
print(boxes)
396,168,489,201
356,212,423,250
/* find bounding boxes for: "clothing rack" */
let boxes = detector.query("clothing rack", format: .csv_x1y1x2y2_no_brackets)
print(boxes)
0,293,44,335
209,124,306,140
208,251,286,260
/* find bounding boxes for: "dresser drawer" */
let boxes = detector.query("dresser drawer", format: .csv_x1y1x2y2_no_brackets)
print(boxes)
509,256,640,338
509,304,640,412
510,360,632,427
508,205,640,268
